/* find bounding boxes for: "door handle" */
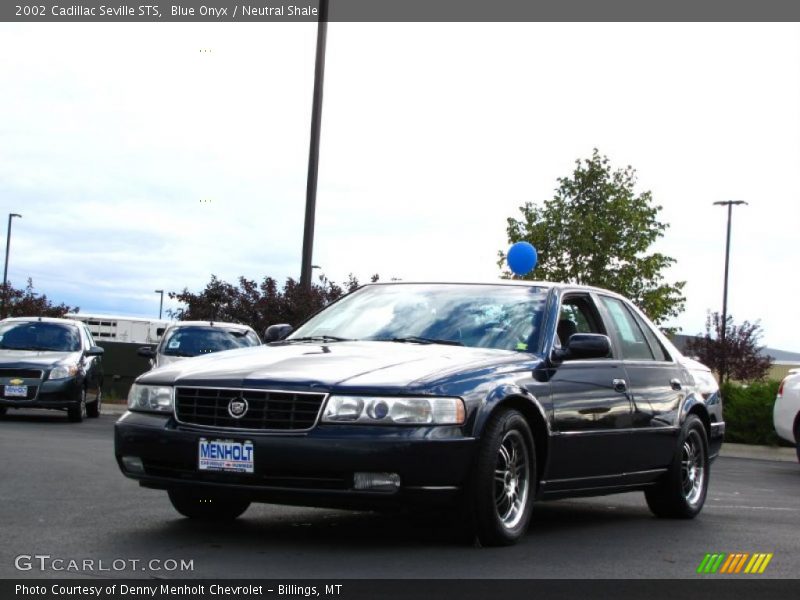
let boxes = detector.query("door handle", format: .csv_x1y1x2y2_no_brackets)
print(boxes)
612,378,627,393
670,378,682,391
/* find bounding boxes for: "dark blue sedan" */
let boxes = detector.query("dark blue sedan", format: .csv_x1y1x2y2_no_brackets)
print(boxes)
115,282,723,546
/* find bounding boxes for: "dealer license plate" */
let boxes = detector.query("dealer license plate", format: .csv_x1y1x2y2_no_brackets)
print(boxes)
198,438,254,474
4,385,27,398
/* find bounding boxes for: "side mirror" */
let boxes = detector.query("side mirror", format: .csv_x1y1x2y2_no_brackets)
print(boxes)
85,345,105,356
137,346,156,359
264,324,293,343
554,333,611,361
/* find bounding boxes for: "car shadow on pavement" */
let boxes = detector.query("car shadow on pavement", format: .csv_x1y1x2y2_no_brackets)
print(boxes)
116,497,662,551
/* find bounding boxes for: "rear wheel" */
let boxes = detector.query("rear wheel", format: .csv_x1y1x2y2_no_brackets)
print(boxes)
67,389,87,423
794,420,800,463
645,414,709,518
463,408,536,546
168,489,250,521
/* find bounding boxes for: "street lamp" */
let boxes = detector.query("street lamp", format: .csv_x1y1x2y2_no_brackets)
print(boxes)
1,213,22,319
154,289,164,320
713,200,747,379
300,0,329,290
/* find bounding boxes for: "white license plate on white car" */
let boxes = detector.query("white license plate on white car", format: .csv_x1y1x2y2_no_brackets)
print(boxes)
198,438,254,473
4,385,27,398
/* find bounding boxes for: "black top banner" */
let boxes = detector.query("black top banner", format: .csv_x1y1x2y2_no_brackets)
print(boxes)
2,0,800,22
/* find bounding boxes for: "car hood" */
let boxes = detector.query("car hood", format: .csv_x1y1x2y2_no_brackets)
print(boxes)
0,349,80,369
139,341,529,391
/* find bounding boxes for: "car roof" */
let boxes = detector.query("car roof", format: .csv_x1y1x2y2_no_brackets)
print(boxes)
1,316,80,326
361,279,624,297
165,321,254,330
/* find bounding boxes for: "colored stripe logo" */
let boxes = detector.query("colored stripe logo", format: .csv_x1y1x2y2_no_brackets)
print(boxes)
697,553,773,574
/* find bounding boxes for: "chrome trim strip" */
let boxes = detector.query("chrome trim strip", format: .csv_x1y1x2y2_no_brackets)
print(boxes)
404,485,460,491
552,426,680,436
173,386,329,434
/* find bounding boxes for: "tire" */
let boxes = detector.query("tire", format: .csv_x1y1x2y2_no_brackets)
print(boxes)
794,421,800,464
463,408,536,546
67,389,87,423
86,389,102,418
645,414,709,518
167,489,250,521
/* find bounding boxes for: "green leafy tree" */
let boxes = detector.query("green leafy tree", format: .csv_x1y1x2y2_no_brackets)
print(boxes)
684,312,773,384
2,279,78,318
499,149,685,324
168,273,366,335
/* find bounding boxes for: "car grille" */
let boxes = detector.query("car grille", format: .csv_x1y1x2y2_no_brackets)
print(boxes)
0,369,43,380
2,385,38,400
175,387,326,431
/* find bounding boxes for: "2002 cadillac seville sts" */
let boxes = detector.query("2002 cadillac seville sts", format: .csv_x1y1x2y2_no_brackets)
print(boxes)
115,281,724,546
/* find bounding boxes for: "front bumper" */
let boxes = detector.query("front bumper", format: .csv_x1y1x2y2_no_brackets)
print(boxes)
115,411,476,509
0,378,81,410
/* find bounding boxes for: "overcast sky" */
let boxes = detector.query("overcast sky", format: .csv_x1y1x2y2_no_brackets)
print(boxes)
1,22,798,350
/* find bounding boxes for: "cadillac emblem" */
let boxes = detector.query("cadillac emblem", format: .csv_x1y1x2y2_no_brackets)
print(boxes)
228,397,249,419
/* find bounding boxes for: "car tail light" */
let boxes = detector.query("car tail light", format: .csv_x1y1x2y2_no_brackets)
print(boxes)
777,378,786,398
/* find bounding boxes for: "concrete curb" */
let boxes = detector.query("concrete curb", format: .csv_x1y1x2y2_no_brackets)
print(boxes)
101,403,128,416
98,403,798,465
719,443,797,463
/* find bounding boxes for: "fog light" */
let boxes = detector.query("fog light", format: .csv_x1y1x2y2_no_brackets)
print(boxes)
121,456,145,474
353,472,400,492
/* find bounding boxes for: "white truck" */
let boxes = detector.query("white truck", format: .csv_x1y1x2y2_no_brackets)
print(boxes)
65,313,170,345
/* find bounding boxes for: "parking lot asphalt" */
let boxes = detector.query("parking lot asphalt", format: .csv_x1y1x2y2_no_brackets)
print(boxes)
0,411,797,579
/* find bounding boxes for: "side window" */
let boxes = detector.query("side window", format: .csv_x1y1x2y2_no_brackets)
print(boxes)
557,294,606,348
599,296,654,360
629,309,670,362
83,326,96,349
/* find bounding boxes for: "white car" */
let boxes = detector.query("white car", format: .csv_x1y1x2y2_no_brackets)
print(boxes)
137,321,261,369
773,370,800,462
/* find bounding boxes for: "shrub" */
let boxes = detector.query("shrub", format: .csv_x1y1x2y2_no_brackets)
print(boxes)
721,380,784,446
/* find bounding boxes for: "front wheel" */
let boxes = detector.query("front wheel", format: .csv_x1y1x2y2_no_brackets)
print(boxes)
86,389,102,418
464,409,536,546
645,414,709,518
67,389,87,423
168,489,250,521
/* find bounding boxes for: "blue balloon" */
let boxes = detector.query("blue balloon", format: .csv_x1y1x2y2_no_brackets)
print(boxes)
507,242,538,275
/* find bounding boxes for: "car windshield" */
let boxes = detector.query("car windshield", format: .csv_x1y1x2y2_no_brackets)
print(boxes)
0,321,81,352
161,326,260,357
291,283,550,352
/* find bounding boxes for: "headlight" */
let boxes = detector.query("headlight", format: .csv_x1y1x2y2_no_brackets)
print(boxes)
322,395,465,425
49,365,78,380
128,384,174,413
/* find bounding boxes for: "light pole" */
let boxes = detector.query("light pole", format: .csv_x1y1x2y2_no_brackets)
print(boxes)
154,289,164,320
1,213,22,319
300,0,329,290
713,200,747,380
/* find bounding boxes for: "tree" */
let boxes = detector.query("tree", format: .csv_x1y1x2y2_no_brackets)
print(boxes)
2,279,78,318
499,149,685,325
684,312,773,384
168,273,365,335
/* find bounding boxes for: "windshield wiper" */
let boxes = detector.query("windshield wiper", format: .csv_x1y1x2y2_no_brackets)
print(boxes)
389,336,464,346
287,336,352,343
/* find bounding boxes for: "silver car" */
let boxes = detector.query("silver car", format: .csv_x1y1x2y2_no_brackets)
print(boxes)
137,321,261,369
